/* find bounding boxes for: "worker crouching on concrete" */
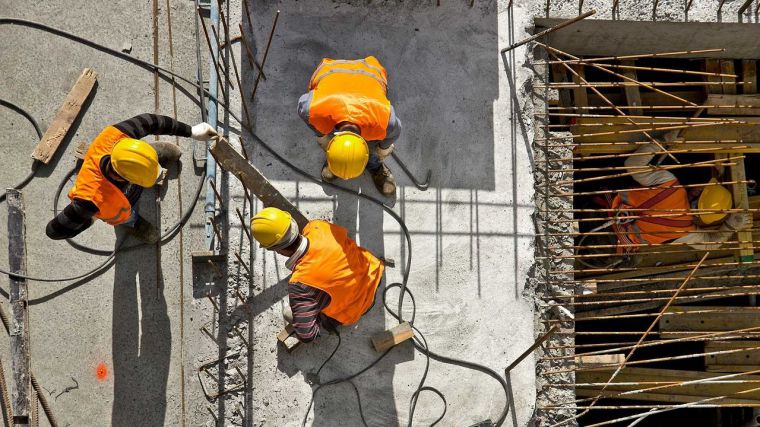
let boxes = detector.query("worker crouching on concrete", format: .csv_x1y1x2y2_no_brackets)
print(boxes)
46,114,217,243
298,56,402,196
251,207,384,342
611,141,751,255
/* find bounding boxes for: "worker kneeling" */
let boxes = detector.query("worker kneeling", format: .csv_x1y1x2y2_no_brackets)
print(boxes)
298,56,402,197
612,143,751,255
251,208,384,343
46,114,217,243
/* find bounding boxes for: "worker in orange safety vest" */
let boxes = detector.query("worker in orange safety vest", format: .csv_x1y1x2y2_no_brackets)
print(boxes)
610,141,751,255
46,114,217,243
297,56,402,197
250,207,384,342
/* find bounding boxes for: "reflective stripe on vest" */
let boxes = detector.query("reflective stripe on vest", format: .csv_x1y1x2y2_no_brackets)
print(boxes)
307,56,392,141
68,126,133,225
289,220,384,325
611,179,695,251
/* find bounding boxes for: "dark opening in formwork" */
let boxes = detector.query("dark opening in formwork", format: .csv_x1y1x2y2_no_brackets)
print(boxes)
534,19,760,427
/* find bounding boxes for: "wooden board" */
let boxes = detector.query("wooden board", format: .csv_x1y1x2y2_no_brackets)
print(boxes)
6,190,30,423
551,64,572,125
371,322,414,353
705,340,760,372
621,60,643,115
577,367,760,404
706,59,723,95
576,354,624,367
720,60,737,95
588,90,705,109
706,94,760,116
659,306,760,338
31,69,97,164
571,65,588,108
209,138,308,229
729,157,754,262
744,60,758,94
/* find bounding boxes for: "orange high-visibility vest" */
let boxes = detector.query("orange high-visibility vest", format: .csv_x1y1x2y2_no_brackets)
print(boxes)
68,126,133,225
289,220,384,325
307,56,392,141
611,179,695,252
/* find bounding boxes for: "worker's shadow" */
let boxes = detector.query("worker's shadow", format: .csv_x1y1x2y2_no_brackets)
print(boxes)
275,178,413,426
110,200,171,427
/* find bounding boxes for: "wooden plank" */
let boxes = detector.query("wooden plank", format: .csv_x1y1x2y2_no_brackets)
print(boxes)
276,324,301,353
659,306,760,338
571,116,760,144
209,138,308,229
705,341,760,371
371,321,414,353
706,59,724,95
31,69,97,164
577,367,760,404
588,90,705,108
576,354,624,367
571,64,588,108
721,60,737,95
729,157,754,262
743,60,757,94
706,94,760,116
621,60,643,115
6,190,29,426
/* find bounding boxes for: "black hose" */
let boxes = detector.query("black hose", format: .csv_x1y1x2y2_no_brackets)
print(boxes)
0,17,510,425
0,98,43,203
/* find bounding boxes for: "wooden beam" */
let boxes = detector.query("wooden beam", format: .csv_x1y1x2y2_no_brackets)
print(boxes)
659,306,760,338
705,341,760,372
587,90,705,109
621,60,643,115
6,190,29,426
743,60,757,94
209,138,308,229
705,59,724,95
729,156,754,262
577,367,760,404
721,60,737,95
276,324,301,353
31,69,97,164
576,354,624,367
571,64,588,109
706,94,760,115
371,321,414,353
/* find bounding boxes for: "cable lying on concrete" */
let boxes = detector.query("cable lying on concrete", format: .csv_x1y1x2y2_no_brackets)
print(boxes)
0,17,511,425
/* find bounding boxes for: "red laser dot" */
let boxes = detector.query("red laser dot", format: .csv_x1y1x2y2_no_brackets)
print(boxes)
96,363,108,381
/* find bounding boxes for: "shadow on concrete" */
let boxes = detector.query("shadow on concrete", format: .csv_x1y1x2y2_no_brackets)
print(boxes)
245,1,499,191
111,198,171,427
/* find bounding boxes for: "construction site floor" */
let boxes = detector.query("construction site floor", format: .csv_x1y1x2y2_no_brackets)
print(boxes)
0,0,536,425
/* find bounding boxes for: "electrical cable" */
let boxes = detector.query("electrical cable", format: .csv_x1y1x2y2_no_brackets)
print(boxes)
0,17,511,425
0,98,43,203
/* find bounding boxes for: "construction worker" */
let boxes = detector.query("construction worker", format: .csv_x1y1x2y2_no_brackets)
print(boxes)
251,207,384,342
610,141,751,254
297,56,402,196
46,114,217,243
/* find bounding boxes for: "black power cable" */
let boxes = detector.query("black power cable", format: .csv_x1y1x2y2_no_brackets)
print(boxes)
0,98,43,203
0,17,510,425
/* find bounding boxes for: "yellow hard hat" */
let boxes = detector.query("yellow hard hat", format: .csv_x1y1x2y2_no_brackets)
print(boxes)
698,178,732,225
111,138,160,187
251,207,297,249
325,131,368,180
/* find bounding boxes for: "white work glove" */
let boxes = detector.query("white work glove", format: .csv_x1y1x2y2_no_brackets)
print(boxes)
723,212,752,231
374,144,394,160
191,123,218,141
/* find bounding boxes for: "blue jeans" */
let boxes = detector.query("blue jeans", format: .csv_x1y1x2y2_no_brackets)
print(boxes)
366,152,382,173
122,206,139,228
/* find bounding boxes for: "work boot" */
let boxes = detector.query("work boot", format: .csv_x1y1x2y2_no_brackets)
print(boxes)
370,163,396,196
321,161,336,182
150,142,182,166
125,215,161,244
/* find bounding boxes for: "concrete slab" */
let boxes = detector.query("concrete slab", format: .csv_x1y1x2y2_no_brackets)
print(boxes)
241,1,536,426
